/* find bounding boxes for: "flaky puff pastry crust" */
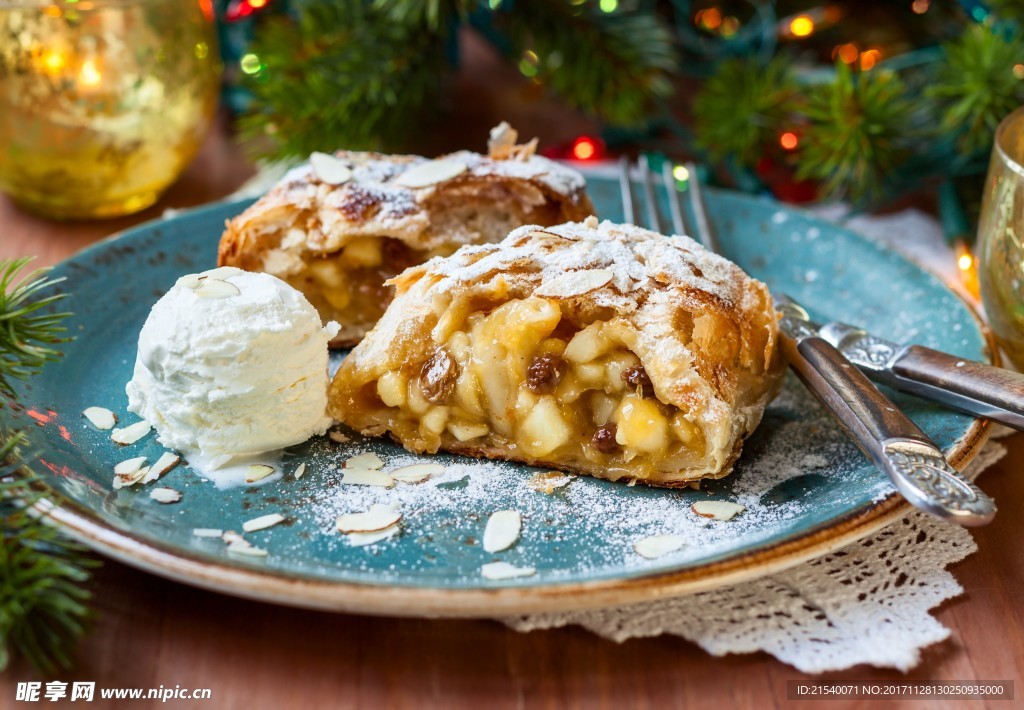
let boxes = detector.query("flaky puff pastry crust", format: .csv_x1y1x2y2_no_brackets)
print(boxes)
329,218,784,486
218,140,594,346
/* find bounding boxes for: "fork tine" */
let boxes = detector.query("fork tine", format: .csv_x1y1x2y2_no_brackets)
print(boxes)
637,154,663,233
660,160,687,236
684,161,722,255
618,155,636,226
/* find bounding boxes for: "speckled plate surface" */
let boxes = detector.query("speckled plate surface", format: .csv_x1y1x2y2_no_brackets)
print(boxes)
4,176,991,616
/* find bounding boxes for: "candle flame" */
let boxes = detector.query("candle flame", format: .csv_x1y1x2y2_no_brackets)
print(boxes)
79,59,102,87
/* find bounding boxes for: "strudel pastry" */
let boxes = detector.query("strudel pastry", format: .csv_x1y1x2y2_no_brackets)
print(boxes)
328,218,784,486
218,124,593,346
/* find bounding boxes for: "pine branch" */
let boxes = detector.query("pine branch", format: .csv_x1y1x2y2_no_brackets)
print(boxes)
692,56,799,166
927,23,1024,157
492,0,678,127
0,258,70,396
239,0,448,160
796,63,916,202
0,258,91,675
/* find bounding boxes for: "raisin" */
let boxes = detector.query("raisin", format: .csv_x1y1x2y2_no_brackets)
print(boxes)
622,365,655,398
419,347,459,404
592,424,619,454
526,353,567,394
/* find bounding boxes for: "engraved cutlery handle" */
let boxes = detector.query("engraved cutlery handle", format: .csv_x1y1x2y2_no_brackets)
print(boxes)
780,334,996,527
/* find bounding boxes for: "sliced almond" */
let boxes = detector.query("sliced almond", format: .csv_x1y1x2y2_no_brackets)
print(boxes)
245,464,275,483
149,487,181,504
336,505,402,533
83,406,117,430
177,273,203,290
328,430,351,444
481,561,536,580
390,463,443,483
528,471,574,494
227,543,268,557
112,466,150,490
194,278,240,299
347,523,400,547
483,510,522,553
310,151,353,185
143,452,181,483
111,420,151,446
344,452,384,470
633,534,686,559
341,468,394,488
193,528,224,538
534,269,613,299
242,512,286,532
114,456,148,475
691,500,746,521
395,158,467,188
293,462,307,480
221,530,247,545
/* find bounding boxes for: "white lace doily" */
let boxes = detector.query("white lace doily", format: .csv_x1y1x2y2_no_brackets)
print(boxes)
505,441,1005,674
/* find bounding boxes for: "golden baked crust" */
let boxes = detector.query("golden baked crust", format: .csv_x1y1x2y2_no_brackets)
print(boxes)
218,131,594,347
329,218,784,486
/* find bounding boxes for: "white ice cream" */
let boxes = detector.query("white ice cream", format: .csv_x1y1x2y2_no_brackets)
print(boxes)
126,266,340,471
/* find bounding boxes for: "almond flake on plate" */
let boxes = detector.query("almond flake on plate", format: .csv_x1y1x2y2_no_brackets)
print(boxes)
328,430,350,444
111,420,151,446
293,462,307,480
481,562,536,580
245,464,275,483
395,158,467,188
193,528,224,538
390,463,443,483
310,151,353,185
242,512,286,532
194,278,240,299
633,534,686,559
534,269,614,299
483,510,522,553
112,466,150,490
82,406,117,430
114,456,147,475
528,471,574,494
149,487,181,504
143,452,181,483
341,468,394,488
347,524,400,547
336,505,402,533
344,452,384,469
227,543,268,557
691,500,746,521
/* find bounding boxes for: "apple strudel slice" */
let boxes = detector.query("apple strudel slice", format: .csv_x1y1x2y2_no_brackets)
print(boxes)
329,218,784,487
218,124,593,347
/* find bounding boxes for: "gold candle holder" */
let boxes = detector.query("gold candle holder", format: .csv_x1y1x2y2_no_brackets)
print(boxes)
978,104,1024,370
0,0,221,219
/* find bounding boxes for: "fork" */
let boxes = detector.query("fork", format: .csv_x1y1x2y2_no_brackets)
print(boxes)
617,155,996,526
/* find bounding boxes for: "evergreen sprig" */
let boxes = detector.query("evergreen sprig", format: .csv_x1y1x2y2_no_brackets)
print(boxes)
0,258,91,675
797,63,915,201
691,56,799,165
927,24,1024,156
0,258,70,395
241,0,678,161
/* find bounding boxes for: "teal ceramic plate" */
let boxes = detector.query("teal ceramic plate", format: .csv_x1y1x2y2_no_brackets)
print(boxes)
4,176,991,616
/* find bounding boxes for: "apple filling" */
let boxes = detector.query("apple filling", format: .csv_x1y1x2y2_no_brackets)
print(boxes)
359,296,709,481
282,237,427,342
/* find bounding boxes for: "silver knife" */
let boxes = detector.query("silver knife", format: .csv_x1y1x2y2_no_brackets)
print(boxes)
776,297,996,527
812,317,1024,431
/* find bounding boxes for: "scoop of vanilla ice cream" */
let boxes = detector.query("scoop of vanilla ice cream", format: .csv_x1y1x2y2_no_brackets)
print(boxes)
126,266,340,468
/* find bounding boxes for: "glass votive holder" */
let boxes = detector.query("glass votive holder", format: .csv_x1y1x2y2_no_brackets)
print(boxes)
0,0,222,219
978,104,1024,370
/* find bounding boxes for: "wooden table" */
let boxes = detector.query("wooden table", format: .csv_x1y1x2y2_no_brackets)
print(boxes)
2,115,1022,710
